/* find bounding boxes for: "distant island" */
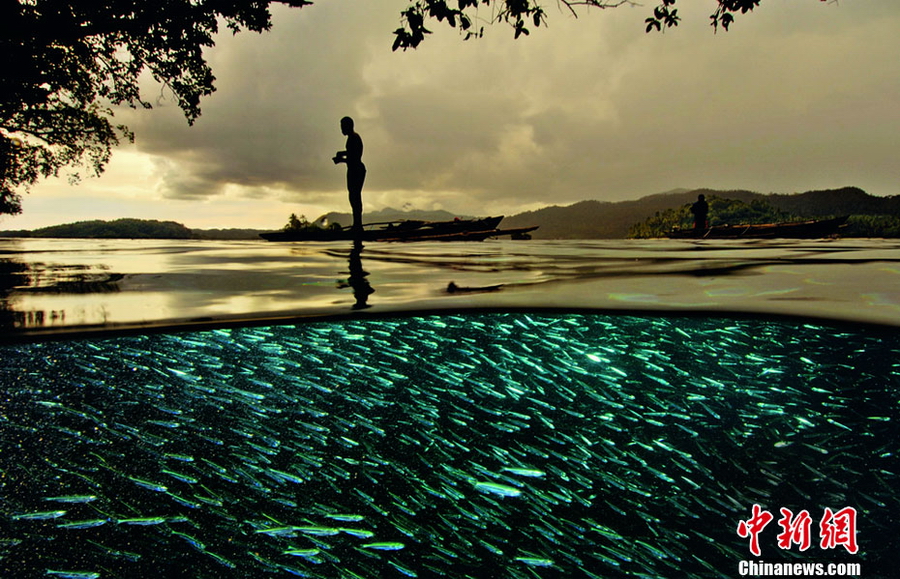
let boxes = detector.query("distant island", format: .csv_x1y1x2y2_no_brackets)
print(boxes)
0,218,194,239
2,187,899,239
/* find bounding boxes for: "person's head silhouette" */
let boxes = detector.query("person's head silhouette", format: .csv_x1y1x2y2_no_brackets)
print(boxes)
340,116,354,136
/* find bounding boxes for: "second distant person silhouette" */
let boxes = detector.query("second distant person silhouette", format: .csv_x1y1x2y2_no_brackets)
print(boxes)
332,117,366,235
691,194,709,233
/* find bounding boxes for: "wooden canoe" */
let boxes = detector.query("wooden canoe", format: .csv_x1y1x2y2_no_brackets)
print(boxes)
667,216,849,239
260,216,535,242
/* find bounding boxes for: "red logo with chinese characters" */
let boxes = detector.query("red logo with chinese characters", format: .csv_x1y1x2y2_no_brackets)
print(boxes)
737,504,858,556
820,507,859,554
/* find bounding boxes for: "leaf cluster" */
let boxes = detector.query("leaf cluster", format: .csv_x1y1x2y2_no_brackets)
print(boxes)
709,0,762,32
284,213,340,232
285,213,310,231
1,0,310,215
393,0,634,51
395,0,827,47
644,0,766,33
844,215,900,239
645,0,680,33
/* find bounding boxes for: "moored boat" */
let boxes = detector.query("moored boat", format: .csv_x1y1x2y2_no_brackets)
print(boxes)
260,216,537,242
667,215,849,239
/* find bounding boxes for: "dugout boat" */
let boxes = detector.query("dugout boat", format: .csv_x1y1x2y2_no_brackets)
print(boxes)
260,216,538,242
667,216,849,239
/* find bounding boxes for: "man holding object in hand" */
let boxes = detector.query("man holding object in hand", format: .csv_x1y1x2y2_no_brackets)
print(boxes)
333,117,366,234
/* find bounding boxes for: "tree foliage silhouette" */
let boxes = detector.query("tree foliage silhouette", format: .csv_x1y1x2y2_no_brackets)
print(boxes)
1,0,310,215
393,0,830,50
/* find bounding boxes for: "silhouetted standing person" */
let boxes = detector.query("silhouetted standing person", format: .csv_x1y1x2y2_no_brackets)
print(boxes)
333,117,366,233
691,194,709,232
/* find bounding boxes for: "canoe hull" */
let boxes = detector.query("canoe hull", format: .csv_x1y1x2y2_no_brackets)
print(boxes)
667,216,849,239
260,216,534,242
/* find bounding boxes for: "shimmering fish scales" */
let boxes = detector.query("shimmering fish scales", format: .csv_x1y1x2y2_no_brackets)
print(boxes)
295,526,341,536
473,481,522,497
13,511,67,520
515,557,554,567
326,513,365,522
501,467,546,478
339,528,375,539
43,495,98,504
254,526,299,536
116,517,170,525
126,476,168,492
361,542,405,551
284,549,320,558
57,519,108,529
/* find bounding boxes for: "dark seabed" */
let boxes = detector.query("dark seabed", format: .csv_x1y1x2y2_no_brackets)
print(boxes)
1,239,899,578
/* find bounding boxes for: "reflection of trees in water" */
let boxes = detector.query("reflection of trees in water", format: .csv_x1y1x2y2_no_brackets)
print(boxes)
5,261,124,294
0,259,29,328
5,309,66,328
0,259,29,289
0,258,123,329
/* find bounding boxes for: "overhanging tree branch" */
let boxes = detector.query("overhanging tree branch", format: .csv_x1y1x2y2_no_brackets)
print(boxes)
393,0,830,49
1,0,311,215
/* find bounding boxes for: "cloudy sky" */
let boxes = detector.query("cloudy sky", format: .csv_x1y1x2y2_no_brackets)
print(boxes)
6,0,899,230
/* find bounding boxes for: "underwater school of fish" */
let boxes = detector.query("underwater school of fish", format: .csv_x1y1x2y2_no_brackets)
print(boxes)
1,313,898,578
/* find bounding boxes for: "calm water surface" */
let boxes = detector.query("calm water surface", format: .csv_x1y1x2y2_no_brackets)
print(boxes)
1,238,898,578
2,237,900,337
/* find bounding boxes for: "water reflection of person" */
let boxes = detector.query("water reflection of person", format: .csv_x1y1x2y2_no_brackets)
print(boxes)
690,194,709,232
332,117,366,234
340,239,374,310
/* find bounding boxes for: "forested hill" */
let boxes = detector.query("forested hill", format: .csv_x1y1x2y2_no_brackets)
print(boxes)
503,187,900,239
0,219,272,239
766,187,900,217
1,218,194,239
